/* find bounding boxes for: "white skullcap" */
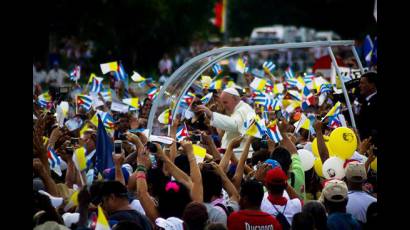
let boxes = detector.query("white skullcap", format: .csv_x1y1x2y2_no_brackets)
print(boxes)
155,217,184,230
223,87,240,97
62,213,80,228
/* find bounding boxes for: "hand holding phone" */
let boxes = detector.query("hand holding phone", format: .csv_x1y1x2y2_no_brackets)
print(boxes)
114,140,123,154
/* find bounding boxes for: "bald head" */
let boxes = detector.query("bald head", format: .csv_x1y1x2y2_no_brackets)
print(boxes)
220,92,241,115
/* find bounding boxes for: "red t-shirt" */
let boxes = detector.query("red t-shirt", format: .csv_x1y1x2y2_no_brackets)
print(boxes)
227,210,283,230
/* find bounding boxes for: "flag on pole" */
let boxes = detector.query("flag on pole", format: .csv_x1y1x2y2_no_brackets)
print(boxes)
96,205,111,230
114,62,127,81
302,86,315,110
77,95,93,111
192,144,207,163
236,58,246,73
100,61,118,74
147,87,159,100
263,61,276,74
96,115,114,174
243,116,265,138
64,190,79,212
273,83,285,94
38,92,51,108
320,83,333,94
158,109,171,125
69,65,81,81
47,147,62,176
201,92,213,105
212,63,223,76
323,101,342,119
284,67,294,79
266,120,283,143
250,77,267,91
176,124,189,142
122,98,139,109
131,71,146,83
287,90,302,101
73,147,87,172
209,79,223,90
90,76,104,93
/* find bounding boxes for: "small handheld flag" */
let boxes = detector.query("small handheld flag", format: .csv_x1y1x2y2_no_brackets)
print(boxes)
201,92,213,105
263,61,276,74
131,71,146,83
69,65,81,81
47,147,62,176
96,205,111,230
212,64,223,76
122,98,139,109
77,95,93,111
250,77,267,91
100,61,118,74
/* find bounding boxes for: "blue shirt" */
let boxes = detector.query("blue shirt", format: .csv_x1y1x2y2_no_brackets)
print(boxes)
327,212,361,230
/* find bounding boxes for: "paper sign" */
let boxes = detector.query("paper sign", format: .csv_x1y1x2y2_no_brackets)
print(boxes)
111,102,129,113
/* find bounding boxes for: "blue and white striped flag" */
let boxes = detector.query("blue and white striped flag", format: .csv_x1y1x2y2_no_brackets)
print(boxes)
90,76,103,93
284,67,294,79
114,62,128,81
212,64,223,76
266,122,283,143
263,61,276,74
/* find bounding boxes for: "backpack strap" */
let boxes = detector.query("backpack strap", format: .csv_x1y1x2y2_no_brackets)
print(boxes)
214,203,230,217
272,201,287,216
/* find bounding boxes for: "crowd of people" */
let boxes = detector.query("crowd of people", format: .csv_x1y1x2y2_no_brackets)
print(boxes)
33,44,378,230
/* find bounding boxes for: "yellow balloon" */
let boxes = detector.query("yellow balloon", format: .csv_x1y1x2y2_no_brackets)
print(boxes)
370,158,377,172
314,158,324,177
312,136,335,157
329,127,357,160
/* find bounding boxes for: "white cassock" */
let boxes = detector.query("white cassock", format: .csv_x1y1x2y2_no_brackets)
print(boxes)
210,100,256,158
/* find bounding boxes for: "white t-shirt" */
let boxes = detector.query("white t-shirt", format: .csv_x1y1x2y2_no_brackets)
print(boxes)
130,199,146,215
346,191,377,223
260,192,301,225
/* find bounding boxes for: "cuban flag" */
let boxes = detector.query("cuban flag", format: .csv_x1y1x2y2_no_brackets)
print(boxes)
77,95,93,111
284,67,294,79
265,80,273,93
90,76,103,93
303,73,315,84
263,61,276,74
69,65,81,81
288,90,302,101
320,83,333,94
147,87,159,100
180,92,196,108
114,62,128,81
266,123,283,143
212,64,223,76
47,147,62,176
328,115,342,129
176,124,189,142
302,86,315,111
